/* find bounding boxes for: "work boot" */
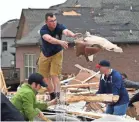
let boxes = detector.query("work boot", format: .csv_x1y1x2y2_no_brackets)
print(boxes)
50,92,56,100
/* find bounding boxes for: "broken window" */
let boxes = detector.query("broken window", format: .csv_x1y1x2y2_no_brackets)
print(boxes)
24,54,36,79
2,42,7,51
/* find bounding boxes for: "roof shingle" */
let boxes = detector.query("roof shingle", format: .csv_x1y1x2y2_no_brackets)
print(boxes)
16,0,139,45
1,19,19,38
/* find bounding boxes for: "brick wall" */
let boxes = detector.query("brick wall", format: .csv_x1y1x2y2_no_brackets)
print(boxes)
63,44,139,81
16,44,139,82
16,46,40,82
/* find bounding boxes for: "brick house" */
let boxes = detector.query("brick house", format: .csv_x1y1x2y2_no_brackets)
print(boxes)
15,0,139,82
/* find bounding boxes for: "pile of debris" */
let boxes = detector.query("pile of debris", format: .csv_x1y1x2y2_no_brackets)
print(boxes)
34,64,139,121
3,63,139,121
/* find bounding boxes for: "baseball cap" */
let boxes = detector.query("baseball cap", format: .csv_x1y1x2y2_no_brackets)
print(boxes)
28,73,47,87
96,60,110,68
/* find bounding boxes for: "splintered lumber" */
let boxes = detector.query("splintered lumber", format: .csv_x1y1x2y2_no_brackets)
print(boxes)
61,83,98,89
60,77,75,84
66,94,119,103
67,91,96,96
82,71,100,83
67,88,88,93
67,111,102,119
86,102,105,113
75,64,93,73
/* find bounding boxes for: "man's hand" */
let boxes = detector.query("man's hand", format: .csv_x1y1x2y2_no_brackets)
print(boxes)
72,33,82,38
38,112,52,122
47,98,57,106
59,41,68,49
38,111,44,118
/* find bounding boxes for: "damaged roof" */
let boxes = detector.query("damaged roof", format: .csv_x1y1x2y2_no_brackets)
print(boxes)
50,0,139,8
16,0,139,46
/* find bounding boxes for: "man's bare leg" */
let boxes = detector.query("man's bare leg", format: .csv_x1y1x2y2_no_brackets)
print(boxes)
51,76,60,98
44,78,55,100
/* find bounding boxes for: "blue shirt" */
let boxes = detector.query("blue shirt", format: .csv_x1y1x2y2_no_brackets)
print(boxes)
97,69,129,105
40,23,67,57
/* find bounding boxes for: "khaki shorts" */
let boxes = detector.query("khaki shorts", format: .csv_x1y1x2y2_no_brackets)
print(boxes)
37,51,63,77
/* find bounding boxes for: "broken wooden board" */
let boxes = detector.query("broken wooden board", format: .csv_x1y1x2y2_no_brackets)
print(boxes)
0,70,8,94
82,71,100,83
61,83,98,89
67,91,96,96
68,111,138,121
85,102,105,113
75,64,100,76
68,65,100,85
67,111,102,119
66,94,119,103
66,88,89,93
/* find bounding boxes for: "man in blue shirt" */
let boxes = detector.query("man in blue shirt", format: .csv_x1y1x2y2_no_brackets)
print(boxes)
96,60,129,115
38,13,78,100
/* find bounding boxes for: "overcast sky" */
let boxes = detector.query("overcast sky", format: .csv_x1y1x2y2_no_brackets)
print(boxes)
0,0,66,25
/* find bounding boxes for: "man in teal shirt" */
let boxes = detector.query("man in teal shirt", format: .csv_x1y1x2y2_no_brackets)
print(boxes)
11,73,56,121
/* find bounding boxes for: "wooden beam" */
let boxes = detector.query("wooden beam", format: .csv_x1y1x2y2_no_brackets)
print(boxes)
67,91,96,96
61,83,98,89
66,94,119,103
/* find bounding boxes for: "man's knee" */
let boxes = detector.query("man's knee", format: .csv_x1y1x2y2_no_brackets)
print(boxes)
51,75,59,81
113,104,128,115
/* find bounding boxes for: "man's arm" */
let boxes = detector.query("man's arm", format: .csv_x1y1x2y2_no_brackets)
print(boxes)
35,99,56,110
42,34,68,49
22,93,41,121
42,34,61,45
63,29,76,37
41,30,68,49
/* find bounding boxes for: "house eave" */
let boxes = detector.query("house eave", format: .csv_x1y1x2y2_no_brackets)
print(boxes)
14,42,40,47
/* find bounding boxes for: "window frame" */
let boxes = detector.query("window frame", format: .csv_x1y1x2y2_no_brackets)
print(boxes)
24,54,36,80
2,42,8,51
